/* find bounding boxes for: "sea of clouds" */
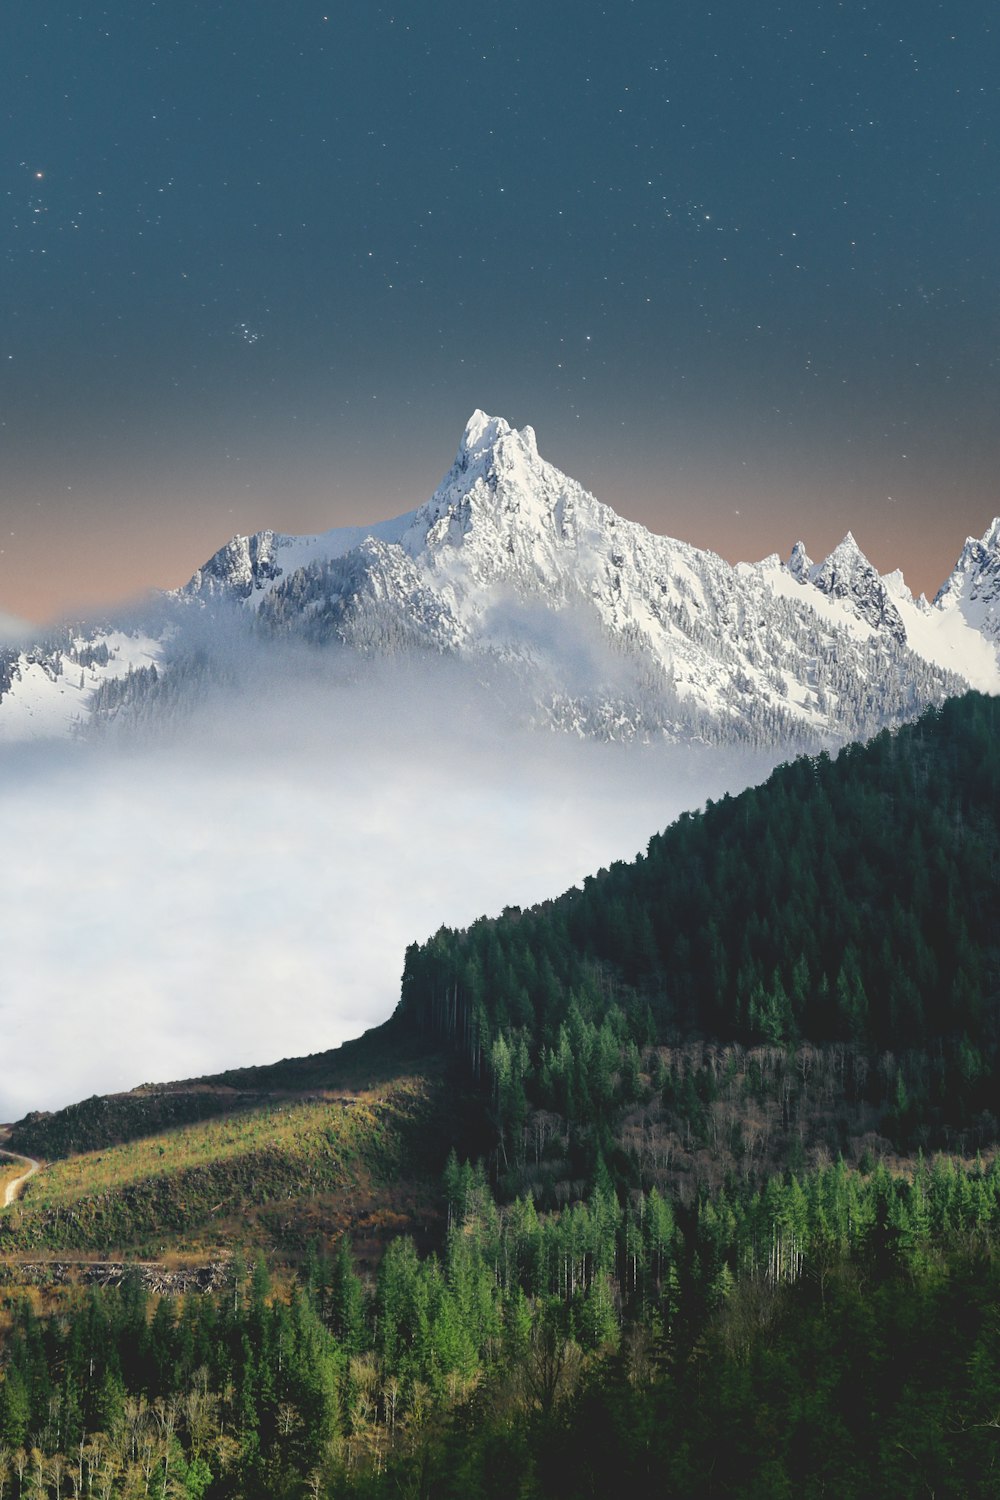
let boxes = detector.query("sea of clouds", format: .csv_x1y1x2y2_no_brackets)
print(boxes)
0,650,783,1121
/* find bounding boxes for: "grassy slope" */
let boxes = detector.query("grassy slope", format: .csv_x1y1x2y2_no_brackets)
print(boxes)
0,1020,485,1266
7,1019,447,1159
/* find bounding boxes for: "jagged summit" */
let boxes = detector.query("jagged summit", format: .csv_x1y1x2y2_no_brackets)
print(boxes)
979,517,1000,552
463,407,509,448
811,533,877,591
815,532,868,571
430,411,543,510
787,541,813,581
395,409,605,600
1,413,997,747
804,532,906,644
936,517,1000,597
414,411,552,516
934,517,1000,643
881,569,918,608
456,409,539,468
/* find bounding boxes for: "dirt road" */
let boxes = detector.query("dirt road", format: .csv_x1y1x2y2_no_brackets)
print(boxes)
0,1148,40,1207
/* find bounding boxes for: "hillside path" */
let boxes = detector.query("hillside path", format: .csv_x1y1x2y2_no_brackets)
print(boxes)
1,1148,40,1207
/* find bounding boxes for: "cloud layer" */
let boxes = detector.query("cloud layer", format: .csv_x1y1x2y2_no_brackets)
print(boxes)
0,655,781,1121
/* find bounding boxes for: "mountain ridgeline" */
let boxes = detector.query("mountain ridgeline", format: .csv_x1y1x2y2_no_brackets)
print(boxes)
399,691,1000,1150
2,412,999,746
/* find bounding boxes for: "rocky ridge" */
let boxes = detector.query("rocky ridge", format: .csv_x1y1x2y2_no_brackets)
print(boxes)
2,412,998,748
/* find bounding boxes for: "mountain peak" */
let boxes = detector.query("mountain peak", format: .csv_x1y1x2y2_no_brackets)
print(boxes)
809,531,906,644
461,409,509,454
810,532,880,587
7,408,999,750
934,517,1000,628
455,410,539,472
402,410,584,575
826,531,864,561
815,532,876,580
981,517,1000,552
882,568,914,602
787,541,814,581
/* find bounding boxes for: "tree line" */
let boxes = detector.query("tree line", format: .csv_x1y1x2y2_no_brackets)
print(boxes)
400,692,1000,1152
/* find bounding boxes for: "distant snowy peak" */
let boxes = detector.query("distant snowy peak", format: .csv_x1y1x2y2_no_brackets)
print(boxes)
881,569,918,608
786,542,813,582
5,411,997,749
183,529,285,600
806,532,907,645
771,521,1000,693
180,511,419,606
397,408,592,587
178,413,995,742
229,413,975,746
181,411,592,611
934,518,1000,641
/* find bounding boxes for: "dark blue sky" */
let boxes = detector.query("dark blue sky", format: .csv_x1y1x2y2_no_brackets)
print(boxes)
3,1,998,619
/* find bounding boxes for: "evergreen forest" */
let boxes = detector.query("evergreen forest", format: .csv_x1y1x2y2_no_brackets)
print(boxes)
402,691,1000,1160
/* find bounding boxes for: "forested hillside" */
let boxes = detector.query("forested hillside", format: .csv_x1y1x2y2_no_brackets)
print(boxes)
400,692,1000,1154
5,1152,1000,1498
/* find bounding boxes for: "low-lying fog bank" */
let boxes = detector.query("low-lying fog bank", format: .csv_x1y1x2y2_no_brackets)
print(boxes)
0,652,784,1121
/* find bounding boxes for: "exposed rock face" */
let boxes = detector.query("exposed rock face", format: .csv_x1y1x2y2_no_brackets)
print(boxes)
807,533,908,646
183,530,285,600
935,518,1000,644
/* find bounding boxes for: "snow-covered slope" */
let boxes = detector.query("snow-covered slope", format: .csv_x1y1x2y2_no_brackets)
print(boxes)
4,412,999,746
179,510,418,603
775,518,1000,695
934,519,1000,643
0,630,164,743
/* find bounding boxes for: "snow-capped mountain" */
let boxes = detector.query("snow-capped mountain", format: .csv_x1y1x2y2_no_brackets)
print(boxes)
803,532,908,646
934,519,1000,643
764,521,1000,696
2,412,999,746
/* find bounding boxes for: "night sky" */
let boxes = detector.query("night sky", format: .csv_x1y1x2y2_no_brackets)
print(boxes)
3,1,998,623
